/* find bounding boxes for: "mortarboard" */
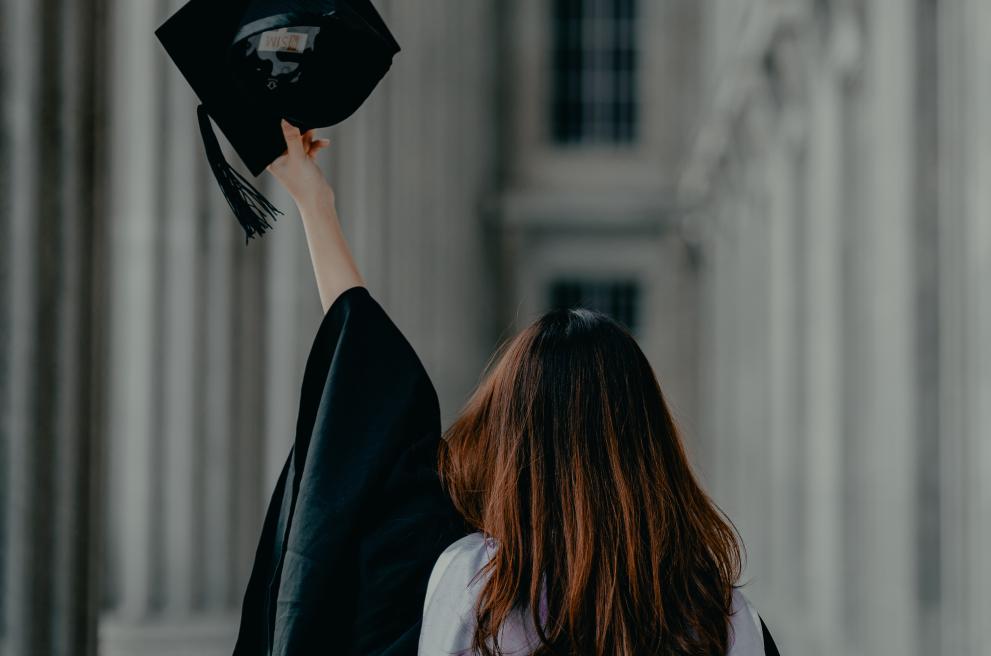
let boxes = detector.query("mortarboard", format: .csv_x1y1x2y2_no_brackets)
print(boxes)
155,0,400,241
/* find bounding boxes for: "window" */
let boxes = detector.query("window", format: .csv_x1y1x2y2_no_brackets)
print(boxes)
551,0,638,144
549,277,642,332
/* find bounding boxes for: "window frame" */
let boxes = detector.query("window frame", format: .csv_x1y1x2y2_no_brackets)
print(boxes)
506,0,694,191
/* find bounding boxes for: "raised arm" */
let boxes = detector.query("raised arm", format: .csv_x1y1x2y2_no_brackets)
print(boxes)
266,118,363,314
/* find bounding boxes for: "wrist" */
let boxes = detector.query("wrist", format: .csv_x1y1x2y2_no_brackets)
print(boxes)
294,182,335,214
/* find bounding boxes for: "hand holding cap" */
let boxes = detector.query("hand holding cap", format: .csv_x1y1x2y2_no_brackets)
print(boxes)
155,0,400,241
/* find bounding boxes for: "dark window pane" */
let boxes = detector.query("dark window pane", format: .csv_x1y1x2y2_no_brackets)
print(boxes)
551,0,639,145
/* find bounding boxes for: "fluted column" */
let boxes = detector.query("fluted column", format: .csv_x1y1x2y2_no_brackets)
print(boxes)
938,1,991,654
0,0,105,653
103,0,161,622
763,107,803,646
856,5,918,654
801,47,845,656
199,151,239,614
160,3,200,613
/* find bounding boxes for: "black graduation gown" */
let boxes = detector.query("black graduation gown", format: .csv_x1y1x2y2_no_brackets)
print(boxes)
232,285,465,656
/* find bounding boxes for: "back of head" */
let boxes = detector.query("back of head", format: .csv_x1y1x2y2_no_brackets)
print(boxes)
439,308,743,655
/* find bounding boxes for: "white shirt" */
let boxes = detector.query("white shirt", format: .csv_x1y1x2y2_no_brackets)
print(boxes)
419,532,770,656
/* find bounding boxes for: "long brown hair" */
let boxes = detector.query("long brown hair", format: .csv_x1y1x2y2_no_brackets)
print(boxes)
438,308,743,655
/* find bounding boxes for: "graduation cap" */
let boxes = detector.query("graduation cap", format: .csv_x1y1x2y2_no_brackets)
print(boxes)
155,0,400,241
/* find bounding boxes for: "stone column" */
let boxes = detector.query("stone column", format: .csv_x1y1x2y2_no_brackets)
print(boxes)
857,5,918,654
0,0,106,653
938,1,991,653
103,0,163,625
801,43,845,656
733,115,775,611
159,2,200,613
763,98,805,646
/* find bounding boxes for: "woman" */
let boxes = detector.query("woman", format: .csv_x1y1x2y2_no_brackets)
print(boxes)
266,120,779,655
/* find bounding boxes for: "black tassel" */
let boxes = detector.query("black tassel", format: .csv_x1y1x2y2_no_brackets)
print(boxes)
196,103,282,242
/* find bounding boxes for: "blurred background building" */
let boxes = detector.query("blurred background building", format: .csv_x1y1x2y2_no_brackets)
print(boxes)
1,0,989,655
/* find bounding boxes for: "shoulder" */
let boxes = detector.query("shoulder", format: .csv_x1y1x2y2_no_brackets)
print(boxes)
727,588,774,656
422,532,493,611
418,537,777,656
418,532,492,655
418,533,541,656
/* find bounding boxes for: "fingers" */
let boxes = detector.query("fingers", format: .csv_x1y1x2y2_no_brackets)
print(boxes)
307,138,331,158
280,118,304,159
272,119,329,167
301,129,317,155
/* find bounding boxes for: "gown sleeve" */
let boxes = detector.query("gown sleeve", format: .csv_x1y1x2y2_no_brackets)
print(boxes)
232,285,465,656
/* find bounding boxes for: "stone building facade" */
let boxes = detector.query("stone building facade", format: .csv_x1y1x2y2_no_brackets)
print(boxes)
6,1,990,655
